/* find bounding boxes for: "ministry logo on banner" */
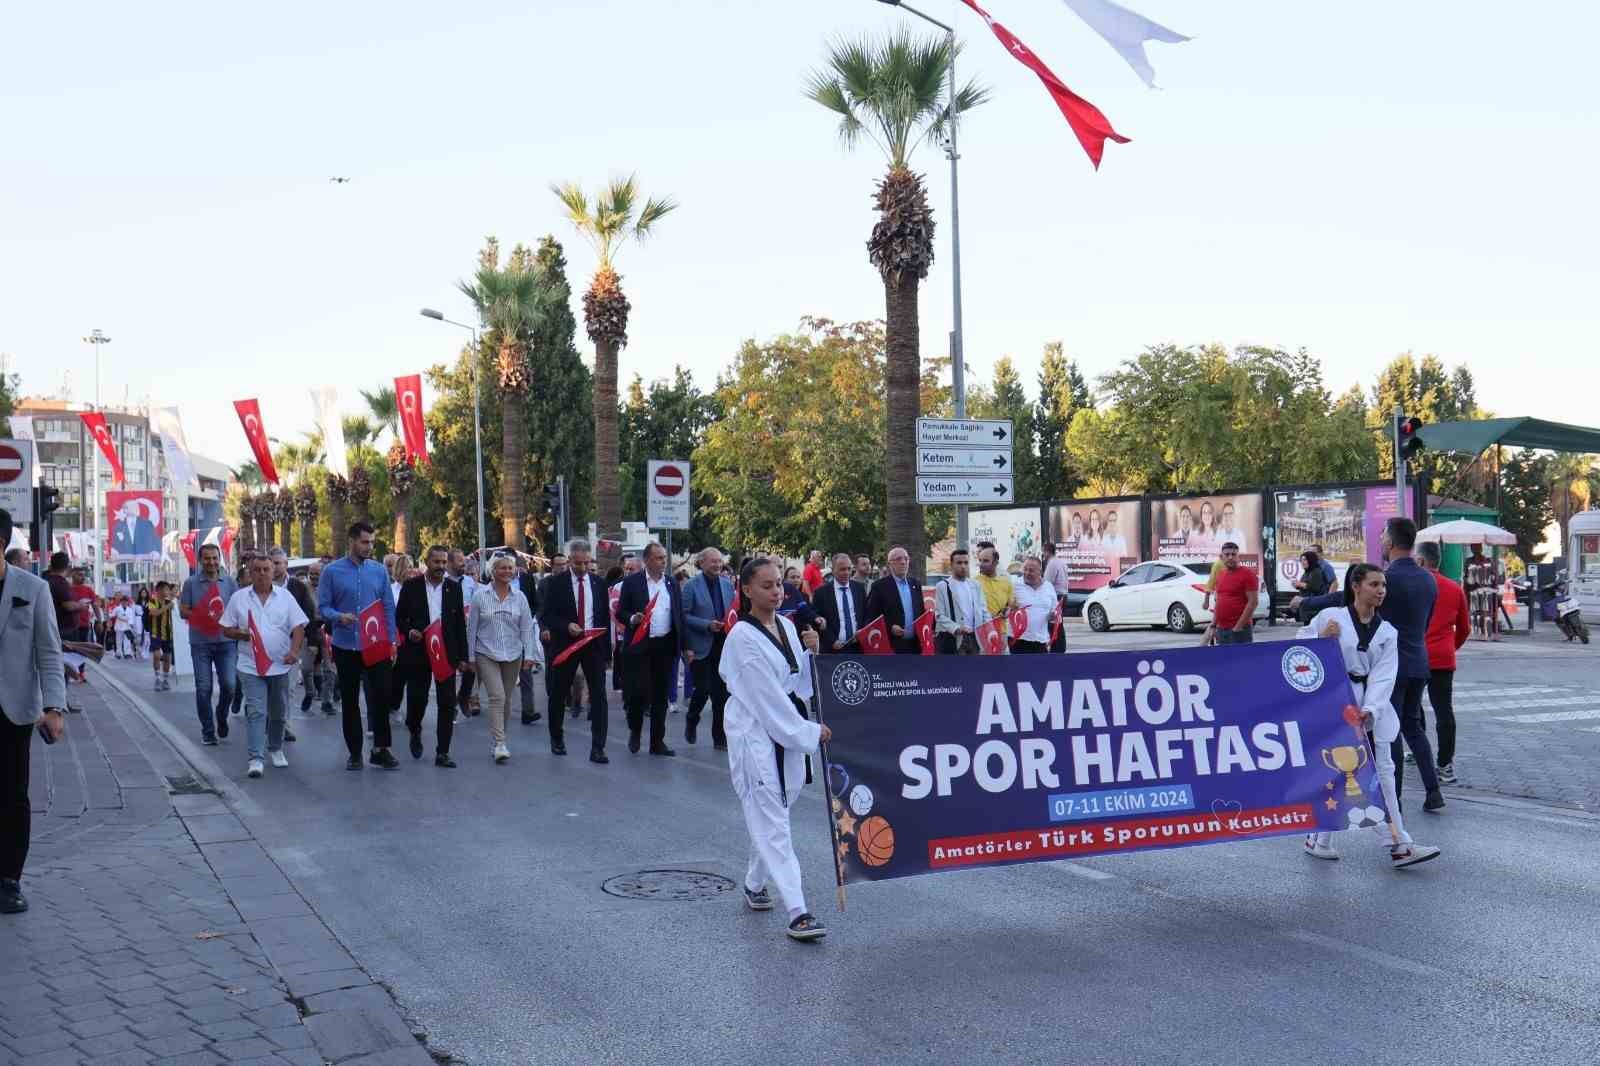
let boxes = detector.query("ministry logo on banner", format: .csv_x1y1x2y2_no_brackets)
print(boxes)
1280,646,1325,693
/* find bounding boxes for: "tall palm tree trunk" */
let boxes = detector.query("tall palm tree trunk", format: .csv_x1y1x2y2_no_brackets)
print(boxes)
393,497,412,556
329,500,347,557
594,336,621,551
299,519,315,559
502,394,526,548
238,502,255,553
884,272,924,572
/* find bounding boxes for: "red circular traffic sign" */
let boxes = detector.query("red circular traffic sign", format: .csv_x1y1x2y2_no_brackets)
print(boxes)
653,464,685,497
0,443,24,484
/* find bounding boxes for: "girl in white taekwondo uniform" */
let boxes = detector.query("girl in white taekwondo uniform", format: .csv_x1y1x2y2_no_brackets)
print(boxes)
720,557,833,942
1298,563,1440,868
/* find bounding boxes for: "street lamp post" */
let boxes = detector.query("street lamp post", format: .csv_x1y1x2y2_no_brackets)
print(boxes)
419,309,487,554
83,329,111,587
876,0,970,547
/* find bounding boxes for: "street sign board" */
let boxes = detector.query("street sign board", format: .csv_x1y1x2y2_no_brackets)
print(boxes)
915,418,1014,504
0,440,33,521
916,476,1013,504
916,418,1013,448
646,459,691,530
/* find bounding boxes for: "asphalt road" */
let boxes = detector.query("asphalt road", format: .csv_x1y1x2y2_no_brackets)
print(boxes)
103,623,1600,1066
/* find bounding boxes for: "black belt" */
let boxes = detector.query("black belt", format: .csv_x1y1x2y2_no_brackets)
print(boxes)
1348,672,1369,684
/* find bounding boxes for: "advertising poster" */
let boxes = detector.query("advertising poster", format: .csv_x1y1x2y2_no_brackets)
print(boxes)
1150,493,1264,570
1274,485,1399,590
816,644,1386,885
967,507,1043,572
1046,498,1142,590
106,490,164,562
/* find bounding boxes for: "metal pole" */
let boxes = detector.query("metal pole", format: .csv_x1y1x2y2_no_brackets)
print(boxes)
947,25,969,551
469,326,487,554
1393,406,1405,519
84,330,111,589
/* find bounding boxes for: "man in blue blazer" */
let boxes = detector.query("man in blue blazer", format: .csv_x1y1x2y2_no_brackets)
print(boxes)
680,547,735,749
614,542,686,757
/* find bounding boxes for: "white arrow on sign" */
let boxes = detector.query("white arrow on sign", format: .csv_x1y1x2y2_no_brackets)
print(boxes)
916,447,1011,473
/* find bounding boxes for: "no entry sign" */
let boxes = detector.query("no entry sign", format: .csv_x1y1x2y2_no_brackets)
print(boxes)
646,459,690,531
0,439,33,521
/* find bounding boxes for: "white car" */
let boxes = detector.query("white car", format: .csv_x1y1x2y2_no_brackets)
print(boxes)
1082,561,1269,634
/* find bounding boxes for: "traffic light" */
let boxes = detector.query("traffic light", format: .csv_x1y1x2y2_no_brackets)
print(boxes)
540,482,562,524
1397,416,1426,462
37,485,61,519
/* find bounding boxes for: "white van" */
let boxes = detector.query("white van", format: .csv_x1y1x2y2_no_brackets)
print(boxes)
1570,510,1600,625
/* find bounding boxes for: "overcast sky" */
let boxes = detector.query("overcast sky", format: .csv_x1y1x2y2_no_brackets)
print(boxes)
4,0,1596,468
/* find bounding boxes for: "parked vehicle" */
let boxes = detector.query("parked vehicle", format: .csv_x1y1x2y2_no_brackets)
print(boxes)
1083,561,1269,634
1541,570,1590,644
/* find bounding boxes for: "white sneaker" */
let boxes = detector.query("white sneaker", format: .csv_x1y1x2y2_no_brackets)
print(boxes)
247,759,264,779
1391,843,1441,869
493,743,510,764
1303,836,1339,861
270,750,289,769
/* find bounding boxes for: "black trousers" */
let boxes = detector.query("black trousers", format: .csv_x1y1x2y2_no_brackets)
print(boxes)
1427,668,1457,768
625,635,676,747
1013,639,1049,654
334,648,393,758
935,633,980,655
1,718,33,882
402,663,457,756
1389,676,1439,800
687,649,728,747
549,644,608,750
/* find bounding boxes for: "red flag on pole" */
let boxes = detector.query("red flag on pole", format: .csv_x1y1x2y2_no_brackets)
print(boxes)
423,619,454,681
358,600,393,666
958,0,1130,168
79,412,126,485
723,586,741,632
246,612,273,675
630,589,658,646
394,374,429,465
855,615,893,656
976,617,1008,655
553,628,607,667
232,399,279,484
914,609,936,656
188,581,226,637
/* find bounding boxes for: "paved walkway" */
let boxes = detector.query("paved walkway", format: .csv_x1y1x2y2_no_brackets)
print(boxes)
0,673,443,1066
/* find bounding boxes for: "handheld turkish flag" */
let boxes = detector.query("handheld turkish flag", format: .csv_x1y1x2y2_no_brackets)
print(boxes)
79,411,126,485
914,610,936,656
1009,606,1030,643
630,589,658,646
232,399,280,484
179,530,198,569
423,619,453,682
855,615,892,656
723,586,741,632
246,612,273,675
977,617,1008,655
358,600,393,666
553,628,606,667
189,581,225,637
608,584,623,642
394,373,429,465
1049,598,1064,648
958,0,1129,168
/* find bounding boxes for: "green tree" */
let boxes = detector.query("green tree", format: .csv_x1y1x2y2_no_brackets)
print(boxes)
966,356,1037,502
1369,352,1481,482
551,176,676,556
1499,450,1555,561
619,367,720,549
360,386,399,440
1032,342,1091,500
0,368,19,420
807,30,987,572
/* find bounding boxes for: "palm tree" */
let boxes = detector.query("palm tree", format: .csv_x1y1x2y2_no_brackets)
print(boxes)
387,441,415,555
551,176,676,553
235,461,265,490
253,492,275,551
294,482,318,558
326,474,349,556
458,238,560,548
347,467,371,528
235,491,256,553
275,489,294,552
361,386,399,441
808,31,986,569
1549,454,1599,551
342,415,379,466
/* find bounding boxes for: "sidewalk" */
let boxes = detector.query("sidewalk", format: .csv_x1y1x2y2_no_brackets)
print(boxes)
0,673,444,1066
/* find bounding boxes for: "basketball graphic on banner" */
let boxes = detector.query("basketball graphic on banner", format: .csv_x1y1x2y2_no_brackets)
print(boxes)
856,816,895,867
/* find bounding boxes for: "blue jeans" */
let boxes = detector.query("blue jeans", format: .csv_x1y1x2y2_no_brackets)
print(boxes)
1216,626,1254,645
191,641,237,738
238,672,290,760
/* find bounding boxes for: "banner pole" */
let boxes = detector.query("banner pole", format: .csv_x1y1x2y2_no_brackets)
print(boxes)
810,656,847,912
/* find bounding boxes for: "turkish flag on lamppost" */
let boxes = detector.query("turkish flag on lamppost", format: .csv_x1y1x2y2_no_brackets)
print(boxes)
232,399,279,484
423,619,453,682
855,615,892,656
358,600,393,666
78,411,126,485
394,374,429,465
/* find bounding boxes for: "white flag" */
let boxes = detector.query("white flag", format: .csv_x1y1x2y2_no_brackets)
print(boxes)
1061,0,1189,88
153,407,198,488
7,415,39,484
311,387,348,479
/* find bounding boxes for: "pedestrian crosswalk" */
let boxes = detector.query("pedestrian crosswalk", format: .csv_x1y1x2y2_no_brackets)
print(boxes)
1493,708,1600,724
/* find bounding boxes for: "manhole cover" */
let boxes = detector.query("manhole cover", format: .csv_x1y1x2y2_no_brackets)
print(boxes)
601,869,736,901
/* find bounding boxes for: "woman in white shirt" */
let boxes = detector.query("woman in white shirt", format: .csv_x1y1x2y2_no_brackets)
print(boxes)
466,554,540,764
1298,563,1440,869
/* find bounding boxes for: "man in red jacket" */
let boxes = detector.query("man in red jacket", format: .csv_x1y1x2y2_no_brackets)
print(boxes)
1419,543,1471,785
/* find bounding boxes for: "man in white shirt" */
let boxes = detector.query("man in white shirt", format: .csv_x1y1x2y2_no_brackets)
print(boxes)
1010,557,1058,655
222,556,307,779
616,542,683,756
934,548,987,655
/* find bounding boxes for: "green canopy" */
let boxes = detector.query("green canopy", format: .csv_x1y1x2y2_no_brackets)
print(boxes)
1416,417,1600,455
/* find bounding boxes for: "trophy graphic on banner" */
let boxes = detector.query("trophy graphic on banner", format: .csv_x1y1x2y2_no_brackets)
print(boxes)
1322,745,1369,800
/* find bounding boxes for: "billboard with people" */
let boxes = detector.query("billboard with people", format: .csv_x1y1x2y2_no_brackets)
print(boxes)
106,490,165,562
1046,497,1143,591
1273,483,1400,591
1149,492,1264,570
967,506,1042,573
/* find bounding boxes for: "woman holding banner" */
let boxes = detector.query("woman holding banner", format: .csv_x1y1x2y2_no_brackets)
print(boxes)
1298,563,1440,869
720,557,832,942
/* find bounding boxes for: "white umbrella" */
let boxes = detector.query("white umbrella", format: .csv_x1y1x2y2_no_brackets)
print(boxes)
1415,519,1517,546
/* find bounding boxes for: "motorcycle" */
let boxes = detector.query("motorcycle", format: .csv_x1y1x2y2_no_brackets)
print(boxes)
1541,570,1590,644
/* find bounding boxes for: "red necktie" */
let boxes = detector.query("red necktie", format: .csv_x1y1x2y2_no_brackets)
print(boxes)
577,576,586,628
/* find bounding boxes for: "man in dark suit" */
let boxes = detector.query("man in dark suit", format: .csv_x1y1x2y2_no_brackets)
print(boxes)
615,541,685,756
1378,517,1443,813
395,545,468,767
680,547,735,749
864,546,924,654
538,538,611,763
812,552,867,652
516,558,543,726
111,498,162,558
